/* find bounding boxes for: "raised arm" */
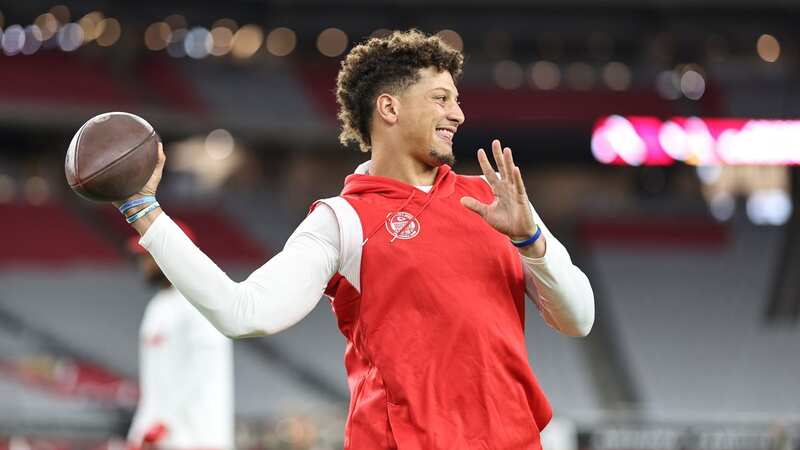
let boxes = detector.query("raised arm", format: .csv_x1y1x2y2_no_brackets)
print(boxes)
460,139,595,337
521,206,595,337
117,144,341,338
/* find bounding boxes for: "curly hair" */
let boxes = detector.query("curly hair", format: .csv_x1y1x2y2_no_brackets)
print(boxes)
335,29,464,152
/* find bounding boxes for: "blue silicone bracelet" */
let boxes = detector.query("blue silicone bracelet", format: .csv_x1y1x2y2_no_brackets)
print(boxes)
510,226,542,248
126,202,160,224
118,196,156,215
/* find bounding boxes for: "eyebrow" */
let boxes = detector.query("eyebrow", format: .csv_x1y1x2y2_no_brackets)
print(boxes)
430,86,460,98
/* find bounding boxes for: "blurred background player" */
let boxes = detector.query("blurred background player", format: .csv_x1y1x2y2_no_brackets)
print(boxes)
126,222,234,450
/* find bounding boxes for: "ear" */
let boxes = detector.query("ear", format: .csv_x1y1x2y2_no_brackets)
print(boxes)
375,93,399,125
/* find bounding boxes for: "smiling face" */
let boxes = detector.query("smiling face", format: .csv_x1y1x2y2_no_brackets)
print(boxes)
397,67,465,167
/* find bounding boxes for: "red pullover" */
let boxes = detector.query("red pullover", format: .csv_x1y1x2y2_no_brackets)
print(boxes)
319,164,551,450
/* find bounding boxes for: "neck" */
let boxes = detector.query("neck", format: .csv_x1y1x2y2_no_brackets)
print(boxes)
369,142,438,186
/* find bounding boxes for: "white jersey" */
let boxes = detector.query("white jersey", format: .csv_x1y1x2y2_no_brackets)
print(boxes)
128,287,234,450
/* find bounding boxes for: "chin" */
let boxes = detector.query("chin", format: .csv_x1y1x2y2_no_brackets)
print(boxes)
429,147,455,166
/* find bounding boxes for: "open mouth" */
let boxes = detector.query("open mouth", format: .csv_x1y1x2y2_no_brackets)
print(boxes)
435,127,455,144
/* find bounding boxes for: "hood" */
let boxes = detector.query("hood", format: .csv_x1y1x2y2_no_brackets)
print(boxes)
342,161,458,243
341,161,456,199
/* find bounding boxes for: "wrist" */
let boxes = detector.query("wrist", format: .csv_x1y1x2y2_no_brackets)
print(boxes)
518,235,546,258
116,195,162,235
509,225,539,243
130,207,162,236
510,225,541,247
511,225,546,258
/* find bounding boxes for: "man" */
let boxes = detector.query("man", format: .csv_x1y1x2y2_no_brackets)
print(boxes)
115,30,594,449
126,223,234,450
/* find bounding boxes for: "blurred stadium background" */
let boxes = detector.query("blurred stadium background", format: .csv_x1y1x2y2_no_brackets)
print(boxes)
0,0,798,448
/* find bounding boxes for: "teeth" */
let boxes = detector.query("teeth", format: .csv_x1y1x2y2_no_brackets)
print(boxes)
436,128,454,139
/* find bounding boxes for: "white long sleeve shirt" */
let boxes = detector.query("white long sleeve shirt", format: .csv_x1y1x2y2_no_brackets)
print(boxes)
139,165,594,340
128,287,234,450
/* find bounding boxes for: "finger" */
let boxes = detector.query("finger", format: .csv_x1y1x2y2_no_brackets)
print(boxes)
491,140,507,181
512,166,526,196
460,196,489,218
477,148,499,184
153,143,166,177
504,146,516,171
503,147,518,190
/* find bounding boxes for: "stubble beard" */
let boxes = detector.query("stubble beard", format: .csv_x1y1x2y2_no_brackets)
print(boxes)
429,147,455,166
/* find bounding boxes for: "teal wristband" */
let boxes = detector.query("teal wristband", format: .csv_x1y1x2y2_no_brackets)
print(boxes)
511,226,542,248
126,202,160,224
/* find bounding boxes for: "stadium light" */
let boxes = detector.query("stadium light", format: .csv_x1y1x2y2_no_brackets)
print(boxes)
185,27,212,58
34,13,58,41
21,25,43,55
231,25,263,59
757,34,780,63
680,70,705,100
145,22,171,51
78,11,104,43
530,61,560,90
266,27,296,57
602,62,631,91
58,22,83,51
167,28,187,57
96,18,121,47
2,24,25,55
436,29,463,52
210,26,234,56
24,176,50,205
205,129,235,160
493,60,523,90
49,5,70,24
317,27,348,57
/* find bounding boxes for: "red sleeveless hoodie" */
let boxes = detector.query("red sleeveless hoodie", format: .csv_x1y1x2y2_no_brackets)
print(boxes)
318,164,551,450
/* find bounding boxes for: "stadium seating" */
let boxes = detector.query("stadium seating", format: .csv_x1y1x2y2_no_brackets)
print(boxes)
0,204,121,266
0,267,345,419
590,222,800,420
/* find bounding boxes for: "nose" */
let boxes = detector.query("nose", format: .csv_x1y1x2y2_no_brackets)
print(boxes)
448,101,465,126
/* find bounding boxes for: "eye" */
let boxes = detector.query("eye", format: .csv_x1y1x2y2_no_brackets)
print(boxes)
434,95,447,101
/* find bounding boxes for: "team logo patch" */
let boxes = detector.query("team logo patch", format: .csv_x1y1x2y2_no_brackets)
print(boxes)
385,211,420,240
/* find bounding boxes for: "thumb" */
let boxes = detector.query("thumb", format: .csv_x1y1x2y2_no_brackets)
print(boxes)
155,142,166,172
460,196,488,218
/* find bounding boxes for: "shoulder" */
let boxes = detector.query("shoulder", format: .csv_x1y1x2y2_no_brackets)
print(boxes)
311,196,363,291
310,196,362,236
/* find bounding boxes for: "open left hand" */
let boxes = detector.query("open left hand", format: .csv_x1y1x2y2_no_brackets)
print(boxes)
460,139,537,241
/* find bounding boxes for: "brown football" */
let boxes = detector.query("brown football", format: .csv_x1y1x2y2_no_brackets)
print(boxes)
65,112,159,202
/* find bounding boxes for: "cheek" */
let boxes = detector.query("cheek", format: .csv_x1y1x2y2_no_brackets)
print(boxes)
398,105,439,144
401,114,430,139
